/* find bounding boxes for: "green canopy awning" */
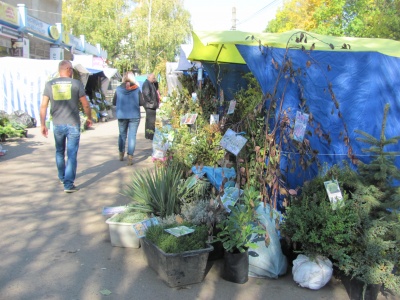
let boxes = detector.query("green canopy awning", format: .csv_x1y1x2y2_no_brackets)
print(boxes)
188,30,400,64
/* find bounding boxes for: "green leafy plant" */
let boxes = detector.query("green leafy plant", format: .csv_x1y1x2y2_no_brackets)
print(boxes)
215,186,266,253
168,119,225,169
145,223,209,253
0,114,26,138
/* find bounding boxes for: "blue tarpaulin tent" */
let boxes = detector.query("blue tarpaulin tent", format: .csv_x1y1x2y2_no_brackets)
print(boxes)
189,30,400,193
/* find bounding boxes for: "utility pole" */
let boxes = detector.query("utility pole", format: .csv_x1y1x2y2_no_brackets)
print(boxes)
146,0,152,73
231,6,237,30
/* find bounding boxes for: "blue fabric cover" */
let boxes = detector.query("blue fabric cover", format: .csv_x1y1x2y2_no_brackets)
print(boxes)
235,44,400,190
202,63,250,101
191,166,236,191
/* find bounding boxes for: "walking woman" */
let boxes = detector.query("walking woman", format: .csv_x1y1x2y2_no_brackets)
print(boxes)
112,71,141,165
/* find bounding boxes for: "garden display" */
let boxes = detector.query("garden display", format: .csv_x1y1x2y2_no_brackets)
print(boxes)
102,30,399,298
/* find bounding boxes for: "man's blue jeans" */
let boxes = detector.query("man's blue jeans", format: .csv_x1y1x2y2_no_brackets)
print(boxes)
118,118,140,156
53,124,81,190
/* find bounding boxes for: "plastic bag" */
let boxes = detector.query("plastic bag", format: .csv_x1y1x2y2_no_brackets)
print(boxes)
248,205,288,279
152,127,174,161
191,166,236,191
292,254,333,290
10,110,35,128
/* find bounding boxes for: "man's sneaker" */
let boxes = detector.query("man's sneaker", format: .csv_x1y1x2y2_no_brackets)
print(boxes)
64,185,80,193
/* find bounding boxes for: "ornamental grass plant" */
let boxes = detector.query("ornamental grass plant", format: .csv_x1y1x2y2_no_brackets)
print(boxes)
123,161,196,218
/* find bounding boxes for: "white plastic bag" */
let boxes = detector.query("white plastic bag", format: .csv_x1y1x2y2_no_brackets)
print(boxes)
292,254,333,290
248,205,288,279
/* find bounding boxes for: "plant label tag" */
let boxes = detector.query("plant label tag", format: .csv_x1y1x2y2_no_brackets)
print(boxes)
184,113,198,125
324,180,344,210
293,111,309,142
220,128,247,156
227,100,236,114
164,226,195,237
132,217,159,238
210,114,219,124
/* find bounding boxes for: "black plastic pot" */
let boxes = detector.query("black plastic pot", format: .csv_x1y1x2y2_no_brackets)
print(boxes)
340,273,381,300
222,249,249,284
208,227,224,261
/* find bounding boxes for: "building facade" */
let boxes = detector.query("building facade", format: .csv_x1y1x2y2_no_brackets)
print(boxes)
0,0,107,61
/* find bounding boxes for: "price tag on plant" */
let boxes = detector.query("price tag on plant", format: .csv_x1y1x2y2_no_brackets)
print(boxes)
210,114,219,125
184,113,198,125
227,100,236,114
324,180,344,210
293,111,309,142
220,129,247,156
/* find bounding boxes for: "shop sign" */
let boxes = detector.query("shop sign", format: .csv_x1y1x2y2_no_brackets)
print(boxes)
92,56,105,69
0,24,19,38
62,31,70,45
0,1,19,26
50,45,64,60
85,42,98,56
68,34,84,51
26,15,59,40
48,25,60,40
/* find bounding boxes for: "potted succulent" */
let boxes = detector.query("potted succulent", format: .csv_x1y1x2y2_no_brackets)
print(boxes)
214,186,266,284
141,222,213,288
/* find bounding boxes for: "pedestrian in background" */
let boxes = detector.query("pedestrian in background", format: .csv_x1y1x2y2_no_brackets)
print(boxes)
142,73,159,140
40,60,92,193
112,71,141,166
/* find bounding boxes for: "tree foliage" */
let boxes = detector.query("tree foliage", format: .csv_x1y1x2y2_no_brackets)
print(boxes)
62,0,192,74
266,0,400,39
62,0,131,59
114,0,192,74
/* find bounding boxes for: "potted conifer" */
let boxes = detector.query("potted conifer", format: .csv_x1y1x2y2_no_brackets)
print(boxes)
282,104,400,299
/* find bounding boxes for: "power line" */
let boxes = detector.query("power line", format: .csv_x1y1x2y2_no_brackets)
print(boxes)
237,0,282,26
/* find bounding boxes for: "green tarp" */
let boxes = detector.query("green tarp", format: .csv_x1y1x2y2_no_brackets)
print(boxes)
188,30,400,64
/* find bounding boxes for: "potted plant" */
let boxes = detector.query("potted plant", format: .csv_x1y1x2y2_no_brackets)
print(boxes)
214,186,266,284
105,209,148,248
181,197,228,261
141,222,213,288
282,104,400,299
123,161,195,218
282,163,399,298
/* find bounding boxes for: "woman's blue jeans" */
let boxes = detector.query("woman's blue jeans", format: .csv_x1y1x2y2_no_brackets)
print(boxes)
53,124,80,189
118,118,140,155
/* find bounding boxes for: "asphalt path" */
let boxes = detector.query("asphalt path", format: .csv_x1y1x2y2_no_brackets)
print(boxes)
0,110,388,300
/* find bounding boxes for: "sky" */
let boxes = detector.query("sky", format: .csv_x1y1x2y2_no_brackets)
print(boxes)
183,0,283,33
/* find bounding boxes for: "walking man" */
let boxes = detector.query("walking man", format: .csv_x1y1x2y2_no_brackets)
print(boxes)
40,60,92,193
142,73,159,140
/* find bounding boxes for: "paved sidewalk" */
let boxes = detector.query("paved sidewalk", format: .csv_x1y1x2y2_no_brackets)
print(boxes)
0,112,384,300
